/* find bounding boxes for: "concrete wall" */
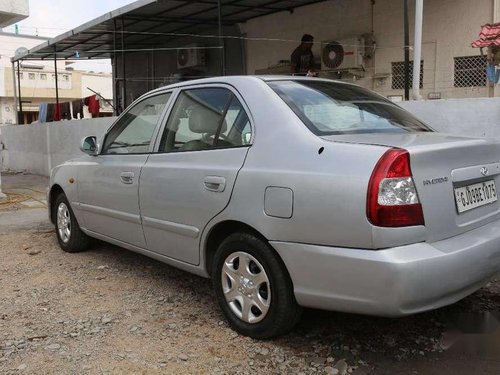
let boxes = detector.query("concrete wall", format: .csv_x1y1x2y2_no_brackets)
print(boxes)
241,0,493,99
1,96,500,176
0,117,115,176
400,98,500,138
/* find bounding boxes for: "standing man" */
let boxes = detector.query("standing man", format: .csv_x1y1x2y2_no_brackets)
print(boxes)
291,34,316,76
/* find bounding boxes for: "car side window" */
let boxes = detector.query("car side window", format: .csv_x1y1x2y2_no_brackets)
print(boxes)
159,88,252,152
102,93,171,154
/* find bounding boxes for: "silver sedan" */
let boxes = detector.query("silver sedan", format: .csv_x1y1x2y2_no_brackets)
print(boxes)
48,76,500,338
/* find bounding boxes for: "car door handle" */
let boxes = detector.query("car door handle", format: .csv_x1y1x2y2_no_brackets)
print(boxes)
204,176,226,192
120,172,135,184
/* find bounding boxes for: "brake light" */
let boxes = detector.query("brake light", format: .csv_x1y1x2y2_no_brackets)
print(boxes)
367,148,424,227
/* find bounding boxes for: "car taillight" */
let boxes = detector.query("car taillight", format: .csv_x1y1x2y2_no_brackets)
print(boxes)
367,148,424,227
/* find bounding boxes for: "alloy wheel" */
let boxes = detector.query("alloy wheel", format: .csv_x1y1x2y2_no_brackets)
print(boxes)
57,202,71,243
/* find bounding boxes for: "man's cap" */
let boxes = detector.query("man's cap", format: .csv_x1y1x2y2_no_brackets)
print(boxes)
301,34,314,43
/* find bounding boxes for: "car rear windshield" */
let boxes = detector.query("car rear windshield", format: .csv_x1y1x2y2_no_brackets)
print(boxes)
268,80,433,135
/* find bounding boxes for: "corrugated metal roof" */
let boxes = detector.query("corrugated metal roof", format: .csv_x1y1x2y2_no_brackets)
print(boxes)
12,0,327,61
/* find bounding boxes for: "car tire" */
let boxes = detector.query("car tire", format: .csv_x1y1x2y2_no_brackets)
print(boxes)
212,232,302,339
53,193,89,253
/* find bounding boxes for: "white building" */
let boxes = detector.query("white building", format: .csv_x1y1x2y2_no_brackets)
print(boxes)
0,31,113,125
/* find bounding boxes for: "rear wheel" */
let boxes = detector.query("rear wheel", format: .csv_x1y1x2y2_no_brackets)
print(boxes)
212,232,302,339
54,193,89,252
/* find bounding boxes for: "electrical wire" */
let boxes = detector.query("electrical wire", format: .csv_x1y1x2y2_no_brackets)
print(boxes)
2,27,465,51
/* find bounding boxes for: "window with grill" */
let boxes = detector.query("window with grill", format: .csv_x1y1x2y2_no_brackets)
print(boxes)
454,56,487,87
391,61,424,90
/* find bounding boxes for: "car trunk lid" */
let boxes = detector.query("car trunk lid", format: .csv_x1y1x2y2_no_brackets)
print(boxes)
322,133,500,242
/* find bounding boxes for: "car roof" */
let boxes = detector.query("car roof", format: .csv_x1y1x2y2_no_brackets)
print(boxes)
144,75,355,96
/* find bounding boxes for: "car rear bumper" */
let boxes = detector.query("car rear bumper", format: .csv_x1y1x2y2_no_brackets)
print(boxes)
270,219,500,317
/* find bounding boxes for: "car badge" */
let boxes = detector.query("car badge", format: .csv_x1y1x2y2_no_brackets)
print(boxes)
480,167,489,176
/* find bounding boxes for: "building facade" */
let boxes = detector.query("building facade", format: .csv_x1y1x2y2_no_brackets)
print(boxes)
5,0,499,109
0,32,113,125
242,0,499,100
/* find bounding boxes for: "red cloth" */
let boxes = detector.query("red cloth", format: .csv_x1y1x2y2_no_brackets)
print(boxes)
85,95,100,117
53,103,61,121
472,23,500,48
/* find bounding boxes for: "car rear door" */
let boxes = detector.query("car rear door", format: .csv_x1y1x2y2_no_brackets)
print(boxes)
139,85,252,265
77,92,172,247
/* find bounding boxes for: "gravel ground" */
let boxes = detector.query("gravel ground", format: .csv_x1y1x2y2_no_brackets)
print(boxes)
0,225,499,374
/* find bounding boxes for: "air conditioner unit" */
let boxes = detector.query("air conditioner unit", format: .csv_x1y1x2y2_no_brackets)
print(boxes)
177,46,206,69
321,37,364,71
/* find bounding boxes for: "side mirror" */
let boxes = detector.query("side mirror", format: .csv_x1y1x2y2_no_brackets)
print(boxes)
80,136,99,156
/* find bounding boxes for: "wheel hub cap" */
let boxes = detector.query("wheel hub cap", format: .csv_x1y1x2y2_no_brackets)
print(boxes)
239,277,255,296
221,251,271,324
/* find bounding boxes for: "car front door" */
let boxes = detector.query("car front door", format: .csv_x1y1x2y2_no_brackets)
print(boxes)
139,86,253,265
77,92,172,247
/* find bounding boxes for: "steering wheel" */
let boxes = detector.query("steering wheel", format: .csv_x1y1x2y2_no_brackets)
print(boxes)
217,133,230,141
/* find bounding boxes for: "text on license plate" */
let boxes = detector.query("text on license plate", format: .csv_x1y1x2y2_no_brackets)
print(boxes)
454,180,497,213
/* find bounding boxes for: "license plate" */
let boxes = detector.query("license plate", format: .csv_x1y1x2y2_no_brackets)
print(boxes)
454,180,497,213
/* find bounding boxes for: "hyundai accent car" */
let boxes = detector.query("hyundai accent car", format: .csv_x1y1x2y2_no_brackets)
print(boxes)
48,76,500,338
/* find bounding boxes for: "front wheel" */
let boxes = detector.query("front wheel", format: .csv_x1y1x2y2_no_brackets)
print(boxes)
54,193,89,252
212,232,302,339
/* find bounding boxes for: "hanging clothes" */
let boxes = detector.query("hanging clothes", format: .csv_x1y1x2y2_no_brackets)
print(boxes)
53,103,62,122
98,96,106,108
72,99,84,119
38,103,48,123
46,103,55,122
61,102,71,120
84,95,100,118
486,63,500,84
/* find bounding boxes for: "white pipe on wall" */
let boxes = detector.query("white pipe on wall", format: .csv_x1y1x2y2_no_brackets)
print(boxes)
412,0,424,100
11,62,18,125
0,141,6,199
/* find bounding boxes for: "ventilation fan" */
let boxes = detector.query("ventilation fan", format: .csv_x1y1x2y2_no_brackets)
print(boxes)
177,46,206,69
322,41,345,69
321,38,364,71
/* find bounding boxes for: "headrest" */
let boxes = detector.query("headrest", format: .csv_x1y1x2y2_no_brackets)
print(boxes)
188,105,226,134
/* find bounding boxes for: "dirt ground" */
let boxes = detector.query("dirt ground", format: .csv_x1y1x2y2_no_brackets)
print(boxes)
1,173,500,374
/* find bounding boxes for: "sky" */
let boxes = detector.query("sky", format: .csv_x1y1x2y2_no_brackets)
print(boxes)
3,0,137,72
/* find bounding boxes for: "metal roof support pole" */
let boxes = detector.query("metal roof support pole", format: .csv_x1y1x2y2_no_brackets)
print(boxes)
112,19,118,115
412,0,423,100
16,61,23,124
218,0,225,75
492,0,500,97
11,62,19,125
152,49,156,90
121,17,127,109
54,47,60,111
403,0,410,101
